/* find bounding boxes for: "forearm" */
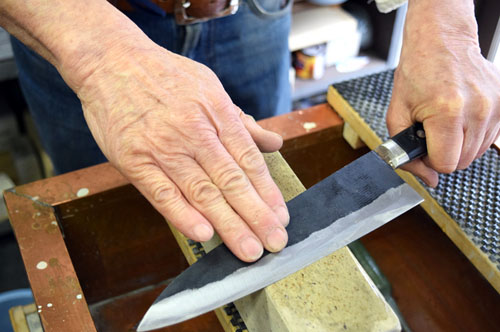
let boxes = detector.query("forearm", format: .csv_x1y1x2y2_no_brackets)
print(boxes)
0,0,151,89
404,0,479,53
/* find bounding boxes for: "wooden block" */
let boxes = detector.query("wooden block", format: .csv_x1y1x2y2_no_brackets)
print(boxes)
342,122,366,149
258,104,343,142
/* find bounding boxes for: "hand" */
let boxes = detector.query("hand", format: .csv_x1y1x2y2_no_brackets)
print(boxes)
70,41,289,262
0,0,289,261
386,0,500,187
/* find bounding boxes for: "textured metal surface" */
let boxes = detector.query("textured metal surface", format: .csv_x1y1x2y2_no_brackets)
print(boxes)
334,70,500,270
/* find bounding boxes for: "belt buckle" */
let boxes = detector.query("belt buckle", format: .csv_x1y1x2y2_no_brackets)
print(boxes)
175,0,239,25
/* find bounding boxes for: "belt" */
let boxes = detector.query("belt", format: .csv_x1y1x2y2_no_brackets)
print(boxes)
112,0,239,24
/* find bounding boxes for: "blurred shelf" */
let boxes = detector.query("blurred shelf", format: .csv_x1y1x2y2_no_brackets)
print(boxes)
292,54,387,101
290,0,407,102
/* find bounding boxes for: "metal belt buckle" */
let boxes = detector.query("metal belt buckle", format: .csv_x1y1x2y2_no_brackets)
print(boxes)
175,0,239,25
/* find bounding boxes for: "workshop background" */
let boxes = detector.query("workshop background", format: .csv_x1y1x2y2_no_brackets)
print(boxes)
1,0,500,331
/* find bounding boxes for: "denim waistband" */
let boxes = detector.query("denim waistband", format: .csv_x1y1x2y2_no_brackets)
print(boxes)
127,0,292,19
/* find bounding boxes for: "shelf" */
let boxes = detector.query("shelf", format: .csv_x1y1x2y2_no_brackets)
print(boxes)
292,54,387,101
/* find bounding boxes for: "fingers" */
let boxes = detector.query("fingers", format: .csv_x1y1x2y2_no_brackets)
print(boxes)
457,107,489,169
387,96,449,186
193,133,288,257
400,158,439,188
159,156,265,262
422,116,464,174
238,110,283,153
220,112,289,223
127,163,215,242
476,121,500,159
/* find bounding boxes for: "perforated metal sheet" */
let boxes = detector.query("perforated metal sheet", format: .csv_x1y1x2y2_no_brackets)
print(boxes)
334,70,500,270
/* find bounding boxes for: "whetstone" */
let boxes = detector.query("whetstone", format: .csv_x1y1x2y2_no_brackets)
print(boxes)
197,152,400,331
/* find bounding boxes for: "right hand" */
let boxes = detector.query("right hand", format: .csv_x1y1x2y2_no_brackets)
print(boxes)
65,39,289,262
386,0,500,187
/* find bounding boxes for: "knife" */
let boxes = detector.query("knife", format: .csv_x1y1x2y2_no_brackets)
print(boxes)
137,122,427,331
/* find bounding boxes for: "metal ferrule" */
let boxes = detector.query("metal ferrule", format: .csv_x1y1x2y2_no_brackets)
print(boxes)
375,139,410,169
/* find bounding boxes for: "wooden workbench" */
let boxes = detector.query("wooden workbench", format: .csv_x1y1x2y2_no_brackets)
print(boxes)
5,104,400,331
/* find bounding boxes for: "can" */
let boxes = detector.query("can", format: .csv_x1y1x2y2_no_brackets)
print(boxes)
293,44,326,80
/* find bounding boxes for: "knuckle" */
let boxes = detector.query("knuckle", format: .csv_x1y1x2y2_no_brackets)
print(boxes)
151,181,181,207
239,147,265,173
433,92,465,117
216,167,250,192
472,96,492,122
188,179,221,206
219,117,244,138
180,107,216,136
218,215,237,233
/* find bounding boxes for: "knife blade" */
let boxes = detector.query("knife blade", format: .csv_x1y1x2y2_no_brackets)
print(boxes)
137,123,427,331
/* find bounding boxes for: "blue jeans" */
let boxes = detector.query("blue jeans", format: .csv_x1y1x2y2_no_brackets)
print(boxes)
11,0,291,174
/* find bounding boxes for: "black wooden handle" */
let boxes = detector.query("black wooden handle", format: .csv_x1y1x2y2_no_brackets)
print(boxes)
391,122,427,161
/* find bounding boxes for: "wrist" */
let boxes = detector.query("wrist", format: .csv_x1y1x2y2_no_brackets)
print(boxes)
53,8,155,92
405,0,478,45
402,0,480,62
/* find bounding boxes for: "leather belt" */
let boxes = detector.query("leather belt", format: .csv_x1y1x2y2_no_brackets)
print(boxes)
112,0,239,24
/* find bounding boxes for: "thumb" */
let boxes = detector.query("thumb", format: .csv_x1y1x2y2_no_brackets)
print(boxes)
386,97,439,187
239,111,283,153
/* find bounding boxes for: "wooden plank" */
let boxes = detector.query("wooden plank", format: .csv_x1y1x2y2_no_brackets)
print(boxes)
342,122,366,150
327,85,500,293
4,191,97,332
258,104,343,141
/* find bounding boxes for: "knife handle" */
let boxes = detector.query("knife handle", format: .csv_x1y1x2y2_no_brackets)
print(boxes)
375,122,427,169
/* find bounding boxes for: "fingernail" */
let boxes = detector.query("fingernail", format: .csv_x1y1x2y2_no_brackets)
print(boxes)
241,237,263,261
273,205,290,227
194,224,213,241
266,227,287,252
